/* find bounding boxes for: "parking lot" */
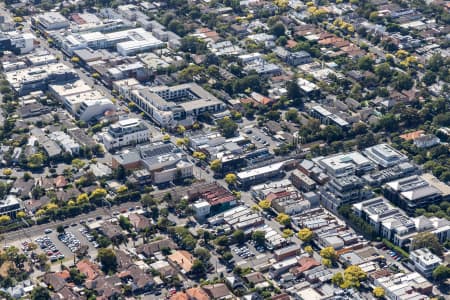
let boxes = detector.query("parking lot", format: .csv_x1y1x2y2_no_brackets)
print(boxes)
15,222,98,265
231,241,271,268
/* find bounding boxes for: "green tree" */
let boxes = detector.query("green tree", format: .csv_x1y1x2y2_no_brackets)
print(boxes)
270,22,285,37
411,232,444,256
285,109,299,122
258,199,271,210
56,225,65,234
320,247,337,263
193,151,207,161
118,216,132,231
216,117,238,138
340,265,367,289
331,272,344,286
71,158,85,170
393,72,414,91
374,63,392,82
286,80,302,105
215,236,229,247
27,153,45,169
232,229,246,245
252,230,266,247
191,259,206,276
97,248,117,274
358,55,374,71
422,71,436,85
31,287,50,300
194,247,211,262
304,245,313,256
432,265,450,283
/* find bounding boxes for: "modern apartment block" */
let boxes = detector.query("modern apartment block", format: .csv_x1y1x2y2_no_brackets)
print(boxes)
410,248,442,278
364,143,409,168
353,197,450,247
128,83,226,128
314,151,374,178
383,174,449,215
320,175,369,211
102,118,150,150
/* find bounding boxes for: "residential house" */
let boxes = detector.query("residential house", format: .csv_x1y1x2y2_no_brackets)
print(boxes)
168,250,194,274
136,238,177,258
202,283,233,300
128,213,150,231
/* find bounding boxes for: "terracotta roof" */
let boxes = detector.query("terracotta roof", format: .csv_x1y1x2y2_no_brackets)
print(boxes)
400,130,425,141
290,257,320,275
56,270,71,280
186,287,210,300
76,259,101,281
286,40,298,49
168,250,194,273
170,292,189,300
54,176,68,188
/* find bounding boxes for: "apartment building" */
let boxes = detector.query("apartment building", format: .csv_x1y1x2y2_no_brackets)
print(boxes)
364,143,409,168
102,118,150,150
290,169,316,192
410,248,442,278
128,83,226,128
383,174,449,215
320,175,369,211
314,151,374,178
353,197,450,247
309,105,350,130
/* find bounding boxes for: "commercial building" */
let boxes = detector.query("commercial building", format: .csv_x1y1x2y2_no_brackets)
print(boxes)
0,31,35,54
128,83,226,128
314,151,374,178
410,248,442,278
33,12,70,31
111,142,193,185
290,169,316,192
102,118,150,150
49,80,115,122
5,63,78,96
236,161,290,188
0,195,23,216
374,272,433,300
61,28,164,56
77,99,115,122
383,174,449,215
363,144,409,168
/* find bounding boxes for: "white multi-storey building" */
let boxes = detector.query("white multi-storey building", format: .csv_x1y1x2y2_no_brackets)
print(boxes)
410,248,442,278
102,118,150,150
